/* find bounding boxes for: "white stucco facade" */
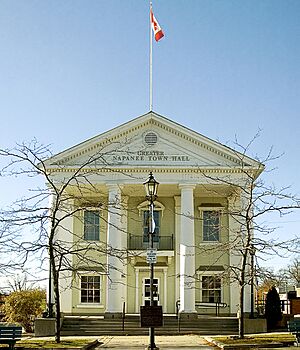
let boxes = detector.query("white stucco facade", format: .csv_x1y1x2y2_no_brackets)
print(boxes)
45,112,263,317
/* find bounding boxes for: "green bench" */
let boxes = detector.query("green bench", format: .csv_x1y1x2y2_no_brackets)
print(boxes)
0,326,22,350
288,319,300,346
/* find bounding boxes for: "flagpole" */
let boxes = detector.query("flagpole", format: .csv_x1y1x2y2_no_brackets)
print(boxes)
149,1,153,111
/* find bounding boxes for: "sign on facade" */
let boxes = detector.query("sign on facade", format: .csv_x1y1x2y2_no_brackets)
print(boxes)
146,248,157,263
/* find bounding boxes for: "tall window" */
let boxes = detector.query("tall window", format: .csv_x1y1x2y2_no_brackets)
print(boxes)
203,210,220,242
202,275,221,303
84,210,100,241
80,275,101,303
143,210,160,243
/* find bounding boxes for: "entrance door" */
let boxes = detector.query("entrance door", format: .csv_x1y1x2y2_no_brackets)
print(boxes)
143,278,159,306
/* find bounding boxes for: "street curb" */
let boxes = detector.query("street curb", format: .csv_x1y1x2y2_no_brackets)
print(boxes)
83,339,103,350
204,336,291,349
16,339,103,350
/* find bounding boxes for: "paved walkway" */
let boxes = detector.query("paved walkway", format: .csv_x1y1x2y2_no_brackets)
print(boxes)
97,335,216,349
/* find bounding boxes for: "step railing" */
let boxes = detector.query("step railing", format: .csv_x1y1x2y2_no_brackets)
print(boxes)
176,300,228,333
122,302,125,331
175,300,228,318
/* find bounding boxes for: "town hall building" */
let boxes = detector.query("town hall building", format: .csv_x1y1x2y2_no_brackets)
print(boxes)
45,111,262,318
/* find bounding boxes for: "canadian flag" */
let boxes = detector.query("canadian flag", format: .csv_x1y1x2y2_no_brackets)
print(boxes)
150,8,164,42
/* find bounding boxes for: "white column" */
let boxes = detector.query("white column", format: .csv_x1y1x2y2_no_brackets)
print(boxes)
228,190,254,315
58,199,74,314
47,191,56,312
241,190,252,313
179,184,197,315
174,195,181,308
135,270,139,313
228,194,240,315
106,185,124,316
163,270,167,313
50,191,73,314
121,195,128,312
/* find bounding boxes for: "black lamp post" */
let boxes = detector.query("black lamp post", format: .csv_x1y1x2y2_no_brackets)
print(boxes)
144,172,159,350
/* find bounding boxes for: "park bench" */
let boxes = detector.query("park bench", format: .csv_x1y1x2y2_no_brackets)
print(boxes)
287,319,300,346
0,326,22,350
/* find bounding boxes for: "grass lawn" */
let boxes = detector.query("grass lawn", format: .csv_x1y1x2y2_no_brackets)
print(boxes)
212,333,296,345
15,338,100,348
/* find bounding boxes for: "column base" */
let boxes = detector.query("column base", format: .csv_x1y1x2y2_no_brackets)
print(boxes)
179,312,198,320
104,312,123,319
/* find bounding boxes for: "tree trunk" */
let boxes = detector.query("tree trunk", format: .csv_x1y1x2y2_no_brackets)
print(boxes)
49,228,61,344
239,284,245,338
53,268,61,343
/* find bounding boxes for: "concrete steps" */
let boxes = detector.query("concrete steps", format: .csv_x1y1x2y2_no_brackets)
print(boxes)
61,315,238,336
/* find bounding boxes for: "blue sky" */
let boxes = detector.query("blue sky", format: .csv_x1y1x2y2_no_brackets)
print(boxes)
0,0,299,271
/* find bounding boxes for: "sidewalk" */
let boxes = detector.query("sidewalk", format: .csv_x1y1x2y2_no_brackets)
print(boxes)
96,335,300,349
97,335,216,349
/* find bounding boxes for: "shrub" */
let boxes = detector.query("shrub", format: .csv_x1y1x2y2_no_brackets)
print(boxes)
265,286,282,330
2,289,46,332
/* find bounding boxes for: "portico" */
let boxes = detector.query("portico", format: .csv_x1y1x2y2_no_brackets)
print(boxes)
45,111,262,318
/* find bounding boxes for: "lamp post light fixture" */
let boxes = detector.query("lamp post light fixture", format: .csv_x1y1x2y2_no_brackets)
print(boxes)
144,171,159,202
143,172,159,350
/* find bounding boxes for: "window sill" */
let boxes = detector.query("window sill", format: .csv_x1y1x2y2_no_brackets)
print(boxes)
78,241,103,245
76,303,104,308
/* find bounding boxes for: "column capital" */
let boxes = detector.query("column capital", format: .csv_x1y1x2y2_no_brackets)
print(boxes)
106,184,123,191
178,184,196,190
174,195,181,207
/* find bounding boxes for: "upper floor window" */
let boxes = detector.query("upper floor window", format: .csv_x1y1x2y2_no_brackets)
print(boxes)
84,210,100,241
202,210,221,242
198,204,224,242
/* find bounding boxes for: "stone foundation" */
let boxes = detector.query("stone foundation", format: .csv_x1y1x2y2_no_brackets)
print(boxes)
104,312,123,319
178,312,198,320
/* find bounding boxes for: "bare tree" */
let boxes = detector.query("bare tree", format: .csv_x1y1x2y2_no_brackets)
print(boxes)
256,267,287,291
197,134,300,338
285,257,300,287
0,139,130,342
6,273,36,292
0,215,22,276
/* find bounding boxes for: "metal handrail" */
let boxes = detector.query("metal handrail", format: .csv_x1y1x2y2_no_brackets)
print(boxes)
175,300,228,319
122,302,125,332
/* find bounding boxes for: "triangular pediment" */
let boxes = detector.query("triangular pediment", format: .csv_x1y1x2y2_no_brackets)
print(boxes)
45,112,262,173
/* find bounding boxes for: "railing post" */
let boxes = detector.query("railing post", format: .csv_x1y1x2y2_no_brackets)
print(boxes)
122,302,125,332
175,300,179,319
